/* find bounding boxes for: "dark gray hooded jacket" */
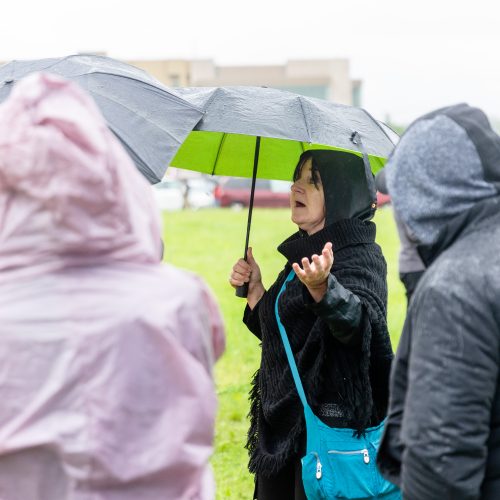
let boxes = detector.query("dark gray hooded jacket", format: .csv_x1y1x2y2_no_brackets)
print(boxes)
377,104,500,499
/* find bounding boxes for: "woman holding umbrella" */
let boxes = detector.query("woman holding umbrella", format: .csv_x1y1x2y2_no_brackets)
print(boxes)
230,150,394,498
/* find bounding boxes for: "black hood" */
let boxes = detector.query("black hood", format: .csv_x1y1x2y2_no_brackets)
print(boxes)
304,150,376,225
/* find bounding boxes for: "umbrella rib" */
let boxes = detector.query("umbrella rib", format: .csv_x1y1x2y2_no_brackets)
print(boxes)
201,86,222,112
77,75,202,115
297,96,313,144
42,55,204,114
37,55,73,73
360,107,397,146
88,72,204,113
5,56,73,82
108,125,158,175
211,132,227,176
84,89,189,146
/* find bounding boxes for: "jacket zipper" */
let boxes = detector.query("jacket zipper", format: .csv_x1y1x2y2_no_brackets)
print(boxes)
328,448,370,464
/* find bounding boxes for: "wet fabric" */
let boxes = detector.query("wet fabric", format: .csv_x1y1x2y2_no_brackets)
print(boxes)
378,104,500,499
384,105,499,245
0,55,204,183
0,72,225,500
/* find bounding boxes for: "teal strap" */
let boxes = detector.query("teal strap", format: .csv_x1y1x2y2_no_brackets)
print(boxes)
274,269,310,410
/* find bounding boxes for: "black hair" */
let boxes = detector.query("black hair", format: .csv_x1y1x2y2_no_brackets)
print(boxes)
292,151,322,189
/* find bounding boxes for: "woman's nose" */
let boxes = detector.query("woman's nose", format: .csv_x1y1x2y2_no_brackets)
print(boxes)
291,182,304,193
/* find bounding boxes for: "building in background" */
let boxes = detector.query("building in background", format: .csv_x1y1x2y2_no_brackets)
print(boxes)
0,57,361,106
126,58,362,106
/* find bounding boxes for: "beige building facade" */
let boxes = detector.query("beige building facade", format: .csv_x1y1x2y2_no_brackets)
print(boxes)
126,58,362,107
0,57,361,106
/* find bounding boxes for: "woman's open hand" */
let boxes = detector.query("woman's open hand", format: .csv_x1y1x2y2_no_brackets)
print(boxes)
292,242,334,302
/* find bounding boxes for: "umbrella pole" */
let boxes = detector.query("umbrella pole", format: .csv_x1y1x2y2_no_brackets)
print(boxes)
235,136,261,298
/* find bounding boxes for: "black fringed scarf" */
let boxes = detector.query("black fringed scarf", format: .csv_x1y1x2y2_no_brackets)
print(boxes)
245,218,393,477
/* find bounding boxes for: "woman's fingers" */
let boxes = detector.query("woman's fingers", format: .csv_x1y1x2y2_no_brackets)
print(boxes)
230,267,250,286
323,241,334,258
232,267,250,280
321,242,334,268
229,258,252,287
246,247,262,280
292,262,303,276
311,253,322,271
302,257,312,273
229,276,246,287
234,259,251,274
247,247,256,265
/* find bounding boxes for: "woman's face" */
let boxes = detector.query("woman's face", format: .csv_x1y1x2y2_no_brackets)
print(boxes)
290,158,326,235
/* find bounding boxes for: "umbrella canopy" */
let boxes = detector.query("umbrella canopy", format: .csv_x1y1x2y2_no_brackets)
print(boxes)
0,55,204,183
171,86,396,179
171,86,397,297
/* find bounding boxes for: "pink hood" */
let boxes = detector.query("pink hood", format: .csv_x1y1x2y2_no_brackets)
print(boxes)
0,73,224,499
0,72,161,276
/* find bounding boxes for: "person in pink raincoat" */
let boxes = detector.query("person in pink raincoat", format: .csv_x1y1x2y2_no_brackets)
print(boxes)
0,72,225,500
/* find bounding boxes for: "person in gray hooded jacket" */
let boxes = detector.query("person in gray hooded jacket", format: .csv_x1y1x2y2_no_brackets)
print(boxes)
376,103,500,499
375,168,425,304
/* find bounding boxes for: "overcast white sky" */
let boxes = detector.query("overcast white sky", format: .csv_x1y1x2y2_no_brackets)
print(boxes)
1,0,499,124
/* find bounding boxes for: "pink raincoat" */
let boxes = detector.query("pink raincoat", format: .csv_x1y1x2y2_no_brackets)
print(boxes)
0,73,225,499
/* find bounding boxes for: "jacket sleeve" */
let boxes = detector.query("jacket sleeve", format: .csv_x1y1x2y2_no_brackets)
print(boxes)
377,313,412,487
303,273,362,345
399,285,499,500
243,300,263,340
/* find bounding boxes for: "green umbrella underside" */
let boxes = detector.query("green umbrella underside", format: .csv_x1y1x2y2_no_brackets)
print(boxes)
171,131,387,181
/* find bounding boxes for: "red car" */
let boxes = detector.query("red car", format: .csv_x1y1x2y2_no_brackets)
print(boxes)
214,177,390,210
214,178,290,208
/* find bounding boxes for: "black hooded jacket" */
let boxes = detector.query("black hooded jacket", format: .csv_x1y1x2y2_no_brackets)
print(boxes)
243,150,394,476
244,219,393,476
377,104,500,499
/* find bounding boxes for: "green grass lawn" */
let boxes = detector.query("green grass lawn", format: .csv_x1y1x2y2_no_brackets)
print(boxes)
161,207,406,499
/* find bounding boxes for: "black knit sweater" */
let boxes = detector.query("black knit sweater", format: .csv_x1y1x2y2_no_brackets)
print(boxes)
243,218,393,476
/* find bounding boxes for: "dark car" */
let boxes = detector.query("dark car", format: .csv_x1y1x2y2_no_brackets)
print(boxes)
214,177,290,208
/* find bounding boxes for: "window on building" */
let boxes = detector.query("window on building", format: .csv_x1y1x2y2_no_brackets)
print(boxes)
278,85,328,100
169,74,180,86
352,82,362,107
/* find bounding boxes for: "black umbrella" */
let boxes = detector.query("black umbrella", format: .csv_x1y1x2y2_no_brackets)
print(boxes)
0,55,204,183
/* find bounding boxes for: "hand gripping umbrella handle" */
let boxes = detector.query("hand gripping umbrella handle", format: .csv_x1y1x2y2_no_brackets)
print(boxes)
235,136,261,298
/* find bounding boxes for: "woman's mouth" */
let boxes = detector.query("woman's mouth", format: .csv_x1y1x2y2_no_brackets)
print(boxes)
295,201,306,208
